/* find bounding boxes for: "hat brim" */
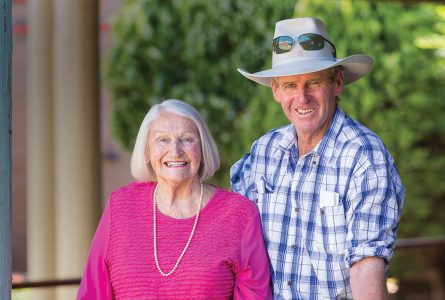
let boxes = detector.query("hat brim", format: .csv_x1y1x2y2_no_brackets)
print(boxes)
238,54,372,86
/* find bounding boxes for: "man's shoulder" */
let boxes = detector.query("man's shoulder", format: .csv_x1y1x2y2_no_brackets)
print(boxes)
341,115,386,147
252,124,293,150
230,125,292,191
338,114,392,163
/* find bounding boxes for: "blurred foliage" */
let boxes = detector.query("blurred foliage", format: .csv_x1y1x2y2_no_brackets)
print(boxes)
106,0,445,239
105,0,295,185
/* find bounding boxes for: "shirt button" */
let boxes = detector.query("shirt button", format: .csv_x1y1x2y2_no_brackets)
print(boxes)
254,199,258,203
320,209,325,215
293,207,299,213
288,281,293,286
291,244,296,249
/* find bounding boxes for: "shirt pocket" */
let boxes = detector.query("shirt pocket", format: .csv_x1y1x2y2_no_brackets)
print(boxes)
252,176,274,206
253,176,283,245
314,190,347,255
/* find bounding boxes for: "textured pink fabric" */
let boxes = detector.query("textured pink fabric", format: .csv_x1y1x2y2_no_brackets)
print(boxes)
77,181,272,299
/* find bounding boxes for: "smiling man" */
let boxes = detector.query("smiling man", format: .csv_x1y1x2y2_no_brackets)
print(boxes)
231,17,405,299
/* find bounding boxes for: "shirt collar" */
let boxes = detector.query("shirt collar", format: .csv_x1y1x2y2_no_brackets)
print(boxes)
278,125,297,150
270,125,297,159
315,106,346,161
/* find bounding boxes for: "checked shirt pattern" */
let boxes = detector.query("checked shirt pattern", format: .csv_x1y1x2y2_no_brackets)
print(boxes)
231,107,404,299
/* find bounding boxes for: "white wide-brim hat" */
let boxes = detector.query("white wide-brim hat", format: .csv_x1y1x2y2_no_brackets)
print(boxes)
238,17,373,86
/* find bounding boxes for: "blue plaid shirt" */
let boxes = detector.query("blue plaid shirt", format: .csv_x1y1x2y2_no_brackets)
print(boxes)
230,107,404,299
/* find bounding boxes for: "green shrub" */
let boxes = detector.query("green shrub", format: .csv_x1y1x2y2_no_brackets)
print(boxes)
105,0,296,185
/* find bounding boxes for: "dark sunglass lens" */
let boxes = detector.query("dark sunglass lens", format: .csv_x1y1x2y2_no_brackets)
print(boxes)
273,36,293,54
298,34,324,50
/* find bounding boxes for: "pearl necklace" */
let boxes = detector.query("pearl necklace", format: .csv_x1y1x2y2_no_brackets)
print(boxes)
153,182,203,277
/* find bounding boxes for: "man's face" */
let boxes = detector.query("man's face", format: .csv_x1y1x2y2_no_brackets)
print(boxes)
271,69,344,142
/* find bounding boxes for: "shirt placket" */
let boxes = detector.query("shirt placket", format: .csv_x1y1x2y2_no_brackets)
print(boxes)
284,179,300,291
281,152,306,297
292,152,322,298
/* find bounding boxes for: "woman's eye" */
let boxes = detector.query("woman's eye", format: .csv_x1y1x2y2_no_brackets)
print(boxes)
158,138,169,144
180,137,194,144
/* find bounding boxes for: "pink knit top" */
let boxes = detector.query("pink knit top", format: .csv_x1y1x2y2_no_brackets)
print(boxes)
77,182,272,299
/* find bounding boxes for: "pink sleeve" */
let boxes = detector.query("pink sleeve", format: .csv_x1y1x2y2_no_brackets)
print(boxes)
76,200,114,300
234,210,272,300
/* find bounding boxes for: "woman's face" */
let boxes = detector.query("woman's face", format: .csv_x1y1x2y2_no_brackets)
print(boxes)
147,111,202,186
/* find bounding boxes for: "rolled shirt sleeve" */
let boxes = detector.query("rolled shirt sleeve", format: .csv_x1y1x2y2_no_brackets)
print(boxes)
344,155,405,267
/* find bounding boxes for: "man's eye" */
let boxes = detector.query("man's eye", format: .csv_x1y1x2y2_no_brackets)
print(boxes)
307,80,322,87
284,83,297,89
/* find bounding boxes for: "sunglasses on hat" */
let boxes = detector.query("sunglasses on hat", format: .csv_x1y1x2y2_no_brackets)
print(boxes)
272,33,337,58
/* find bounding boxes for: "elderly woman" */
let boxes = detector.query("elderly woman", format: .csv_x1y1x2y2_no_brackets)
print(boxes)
77,99,272,299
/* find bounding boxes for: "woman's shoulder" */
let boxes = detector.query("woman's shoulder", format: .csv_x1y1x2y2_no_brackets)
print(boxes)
213,187,259,216
109,181,155,200
208,188,261,238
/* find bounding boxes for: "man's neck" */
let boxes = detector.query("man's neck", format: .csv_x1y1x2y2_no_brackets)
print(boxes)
297,138,317,157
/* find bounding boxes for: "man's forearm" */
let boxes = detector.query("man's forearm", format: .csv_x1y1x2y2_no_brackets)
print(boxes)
350,257,388,300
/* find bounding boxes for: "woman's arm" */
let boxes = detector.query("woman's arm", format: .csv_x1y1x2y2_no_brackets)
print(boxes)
77,201,114,300
234,210,272,300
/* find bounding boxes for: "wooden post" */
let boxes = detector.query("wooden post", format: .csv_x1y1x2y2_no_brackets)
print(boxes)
0,1,12,299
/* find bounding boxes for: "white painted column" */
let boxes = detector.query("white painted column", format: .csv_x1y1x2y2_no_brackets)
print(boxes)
53,1,100,299
26,1,56,299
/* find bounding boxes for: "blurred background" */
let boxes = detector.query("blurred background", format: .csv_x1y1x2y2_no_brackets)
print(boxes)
10,0,445,299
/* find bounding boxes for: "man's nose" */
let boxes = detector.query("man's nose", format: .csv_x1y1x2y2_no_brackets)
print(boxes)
294,86,310,103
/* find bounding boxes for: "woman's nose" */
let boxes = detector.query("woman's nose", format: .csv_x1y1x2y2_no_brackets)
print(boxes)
170,140,183,155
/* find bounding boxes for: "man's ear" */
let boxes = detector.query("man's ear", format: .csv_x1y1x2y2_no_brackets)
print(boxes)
271,78,281,103
334,71,344,96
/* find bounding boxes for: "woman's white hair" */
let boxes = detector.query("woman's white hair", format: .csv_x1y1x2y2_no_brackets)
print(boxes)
130,99,220,182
